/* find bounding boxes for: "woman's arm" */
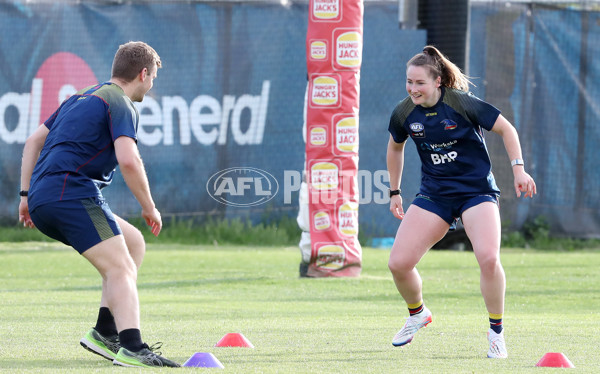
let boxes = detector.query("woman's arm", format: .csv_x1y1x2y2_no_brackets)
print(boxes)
387,134,407,219
491,114,537,198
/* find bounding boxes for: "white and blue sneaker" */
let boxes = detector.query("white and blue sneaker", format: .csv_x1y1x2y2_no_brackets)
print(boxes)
392,307,432,347
487,329,508,358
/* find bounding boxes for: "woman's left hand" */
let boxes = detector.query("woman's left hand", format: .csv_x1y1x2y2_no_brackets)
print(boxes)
513,169,537,198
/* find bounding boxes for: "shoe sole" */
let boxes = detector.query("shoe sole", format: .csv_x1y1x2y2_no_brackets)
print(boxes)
113,359,145,367
80,338,116,361
487,353,508,359
392,317,432,347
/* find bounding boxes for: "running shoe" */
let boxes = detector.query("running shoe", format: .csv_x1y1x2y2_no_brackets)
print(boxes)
80,328,120,360
487,329,508,358
113,342,180,367
392,306,433,347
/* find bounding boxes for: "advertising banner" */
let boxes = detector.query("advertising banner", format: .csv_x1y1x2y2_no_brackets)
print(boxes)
305,0,363,277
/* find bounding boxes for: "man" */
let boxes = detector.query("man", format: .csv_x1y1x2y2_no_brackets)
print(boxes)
18,41,180,368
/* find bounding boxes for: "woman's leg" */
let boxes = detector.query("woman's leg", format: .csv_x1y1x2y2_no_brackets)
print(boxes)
462,201,507,358
462,202,505,315
388,204,450,304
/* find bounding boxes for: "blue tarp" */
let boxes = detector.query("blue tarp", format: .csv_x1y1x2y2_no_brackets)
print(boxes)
1,1,598,238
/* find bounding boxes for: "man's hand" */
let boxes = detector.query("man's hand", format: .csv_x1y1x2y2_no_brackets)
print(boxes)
18,199,35,228
142,207,162,236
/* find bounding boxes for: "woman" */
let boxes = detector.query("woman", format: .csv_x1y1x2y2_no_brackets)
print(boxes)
386,46,536,358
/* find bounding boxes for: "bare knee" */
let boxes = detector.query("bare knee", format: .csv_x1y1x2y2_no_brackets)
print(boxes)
83,236,138,281
120,222,146,269
105,257,138,283
126,228,146,267
388,257,415,277
477,252,503,276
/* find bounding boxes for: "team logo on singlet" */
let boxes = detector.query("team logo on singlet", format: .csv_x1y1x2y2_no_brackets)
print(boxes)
442,119,457,130
421,141,459,165
409,122,425,138
421,140,457,152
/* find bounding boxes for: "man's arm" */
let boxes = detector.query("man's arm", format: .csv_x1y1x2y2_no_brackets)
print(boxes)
114,136,162,236
19,125,50,227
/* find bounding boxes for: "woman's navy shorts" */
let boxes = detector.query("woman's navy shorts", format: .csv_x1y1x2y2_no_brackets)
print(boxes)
412,193,499,226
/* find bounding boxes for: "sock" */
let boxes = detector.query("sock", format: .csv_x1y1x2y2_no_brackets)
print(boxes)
489,313,503,334
94,307,117,337
119,328,144,352
407,300,424,316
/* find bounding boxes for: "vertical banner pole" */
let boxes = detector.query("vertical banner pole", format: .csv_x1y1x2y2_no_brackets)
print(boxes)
305,0,363,277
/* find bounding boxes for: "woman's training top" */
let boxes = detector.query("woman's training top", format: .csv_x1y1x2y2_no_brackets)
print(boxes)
388,87,501,198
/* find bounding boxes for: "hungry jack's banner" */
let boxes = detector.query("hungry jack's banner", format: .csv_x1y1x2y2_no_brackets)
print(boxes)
305,0,363,277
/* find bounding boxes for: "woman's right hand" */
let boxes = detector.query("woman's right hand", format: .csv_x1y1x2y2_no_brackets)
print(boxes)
390,195,405,220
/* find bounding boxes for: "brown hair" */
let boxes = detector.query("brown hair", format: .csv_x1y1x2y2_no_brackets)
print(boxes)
407,45,472,92
111,41,162,82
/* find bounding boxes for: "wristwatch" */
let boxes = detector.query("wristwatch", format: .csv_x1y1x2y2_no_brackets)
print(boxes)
19,190,28,197
389,189,401,197
511,159,524,167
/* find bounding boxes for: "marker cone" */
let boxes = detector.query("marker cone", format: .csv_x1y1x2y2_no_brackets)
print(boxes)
183,352,224,368
215,333,255,348
535,352,575,368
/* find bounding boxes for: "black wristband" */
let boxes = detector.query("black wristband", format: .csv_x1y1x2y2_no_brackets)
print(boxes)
19,190,28,197
389,189,401,197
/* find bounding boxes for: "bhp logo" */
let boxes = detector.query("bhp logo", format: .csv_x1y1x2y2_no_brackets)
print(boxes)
206,167,279,207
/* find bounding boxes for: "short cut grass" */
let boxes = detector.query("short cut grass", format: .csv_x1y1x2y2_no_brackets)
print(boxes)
2,243,600,372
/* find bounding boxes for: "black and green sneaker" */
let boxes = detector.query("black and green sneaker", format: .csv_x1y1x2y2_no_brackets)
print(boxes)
113,342,180,367
80,328,120,360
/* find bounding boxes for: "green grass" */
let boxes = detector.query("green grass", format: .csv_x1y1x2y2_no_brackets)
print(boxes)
1,242,599,373
3,215,599,250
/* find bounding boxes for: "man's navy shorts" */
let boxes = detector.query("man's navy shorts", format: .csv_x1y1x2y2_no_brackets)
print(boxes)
30,197,122,254
412,193,499,226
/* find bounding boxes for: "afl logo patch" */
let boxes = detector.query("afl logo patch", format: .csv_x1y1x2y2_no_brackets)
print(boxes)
410,123,424,132
409,122,425,138
441,119,457,130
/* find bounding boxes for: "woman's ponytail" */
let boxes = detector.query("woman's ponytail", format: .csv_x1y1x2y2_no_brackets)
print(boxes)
410,45,473,92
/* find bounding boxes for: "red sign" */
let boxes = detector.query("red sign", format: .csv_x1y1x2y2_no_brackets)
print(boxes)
305,0,363,277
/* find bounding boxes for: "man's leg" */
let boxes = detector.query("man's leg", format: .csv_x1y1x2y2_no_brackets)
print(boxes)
83,235,141,334
116,215,146,269
81,235,142,360
97,216,145,317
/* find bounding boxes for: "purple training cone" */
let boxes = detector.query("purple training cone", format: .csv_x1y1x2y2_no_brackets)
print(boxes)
183,352,224,368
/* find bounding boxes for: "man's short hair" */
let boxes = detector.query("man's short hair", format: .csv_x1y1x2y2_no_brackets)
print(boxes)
111,41,162,82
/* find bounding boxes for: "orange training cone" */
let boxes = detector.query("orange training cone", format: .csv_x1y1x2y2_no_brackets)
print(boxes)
215,333,255,348
536,352,575,368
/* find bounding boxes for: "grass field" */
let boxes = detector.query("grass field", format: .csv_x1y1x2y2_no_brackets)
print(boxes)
1,242,599,373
